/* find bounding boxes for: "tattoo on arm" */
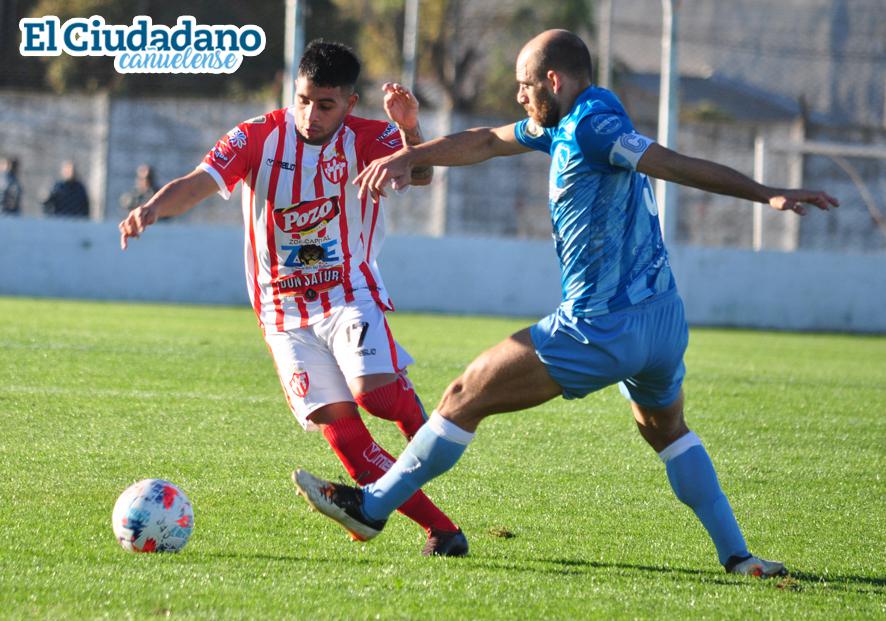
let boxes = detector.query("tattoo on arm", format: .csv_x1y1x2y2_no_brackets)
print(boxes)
399,124,423,146
410,166,433,181
399,123,432,181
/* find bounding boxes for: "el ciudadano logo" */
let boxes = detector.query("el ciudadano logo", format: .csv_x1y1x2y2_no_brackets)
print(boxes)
19,15,266,74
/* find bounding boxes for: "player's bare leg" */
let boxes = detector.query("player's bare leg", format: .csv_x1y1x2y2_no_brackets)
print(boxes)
435,328,562,431
632,391,786,577
348,372,398,394
630,391,688,452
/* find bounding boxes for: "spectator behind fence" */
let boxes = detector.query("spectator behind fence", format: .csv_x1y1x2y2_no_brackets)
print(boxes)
0,157,22,215
119,164,158,213
43,161,89,218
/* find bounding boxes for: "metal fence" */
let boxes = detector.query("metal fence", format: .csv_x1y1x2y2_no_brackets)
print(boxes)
2,0,885,255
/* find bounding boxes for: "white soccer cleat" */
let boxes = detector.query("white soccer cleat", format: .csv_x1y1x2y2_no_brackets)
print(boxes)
727,555,788,578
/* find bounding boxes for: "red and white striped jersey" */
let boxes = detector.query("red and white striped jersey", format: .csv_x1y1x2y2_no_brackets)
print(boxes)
199,108,405,333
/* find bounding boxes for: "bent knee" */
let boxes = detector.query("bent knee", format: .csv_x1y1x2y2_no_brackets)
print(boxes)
438,374,487,427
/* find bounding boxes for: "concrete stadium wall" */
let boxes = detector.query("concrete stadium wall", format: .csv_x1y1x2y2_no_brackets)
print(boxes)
2,218,884,333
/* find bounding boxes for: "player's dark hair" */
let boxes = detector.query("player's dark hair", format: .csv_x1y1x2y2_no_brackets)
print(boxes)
298,40,361,90
535,31,593,81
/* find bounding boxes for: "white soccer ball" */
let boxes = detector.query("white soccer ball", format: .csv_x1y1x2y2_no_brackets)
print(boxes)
112,479,194,553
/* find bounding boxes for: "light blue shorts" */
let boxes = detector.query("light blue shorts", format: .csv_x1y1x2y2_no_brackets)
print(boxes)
529,288,689,408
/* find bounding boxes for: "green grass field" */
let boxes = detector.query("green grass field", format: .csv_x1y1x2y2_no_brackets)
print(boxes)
0,297,883,620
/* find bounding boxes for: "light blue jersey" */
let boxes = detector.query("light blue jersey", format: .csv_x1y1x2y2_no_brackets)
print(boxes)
515,86,674,317
360,90,749,571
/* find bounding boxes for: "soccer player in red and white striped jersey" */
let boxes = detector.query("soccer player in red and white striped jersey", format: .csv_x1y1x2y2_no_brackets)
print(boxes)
119,40,467,556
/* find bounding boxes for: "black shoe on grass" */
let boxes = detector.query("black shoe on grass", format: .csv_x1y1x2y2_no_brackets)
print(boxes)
292,469,386,541
422,528,469,557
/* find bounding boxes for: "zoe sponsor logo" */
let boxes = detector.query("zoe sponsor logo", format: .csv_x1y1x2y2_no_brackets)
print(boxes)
19,15,265,74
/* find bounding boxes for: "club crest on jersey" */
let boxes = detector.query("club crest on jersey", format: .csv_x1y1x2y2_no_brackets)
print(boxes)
274,196,339,235
289,370,309,398
320,149,348,184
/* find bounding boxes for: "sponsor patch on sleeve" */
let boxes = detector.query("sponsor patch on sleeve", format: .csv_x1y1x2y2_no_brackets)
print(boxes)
590,113,623,135
376,122,403,149
210,143,235,169
227,128,247,149
526,119,544,138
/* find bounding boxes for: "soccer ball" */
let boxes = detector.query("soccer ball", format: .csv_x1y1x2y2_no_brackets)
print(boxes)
112,479,194,553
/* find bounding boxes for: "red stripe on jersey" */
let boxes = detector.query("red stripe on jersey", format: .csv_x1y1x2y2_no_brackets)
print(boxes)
333,130,355,303
382,316,400,371
313,143,327,196
357,156,368,222
320,291,331,316
265,122,288,332
359,261,385,308
314,142,334,319
291,138,310,328
295,297,309,326
247,167,262,325
355,157,368,250
365,196,380,260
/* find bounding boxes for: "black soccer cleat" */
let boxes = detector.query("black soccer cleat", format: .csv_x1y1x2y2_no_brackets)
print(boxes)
422,528,469,557
292,469,386,541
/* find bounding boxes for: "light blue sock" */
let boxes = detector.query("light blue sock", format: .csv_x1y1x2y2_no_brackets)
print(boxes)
660,432,749,566
362,411,474,521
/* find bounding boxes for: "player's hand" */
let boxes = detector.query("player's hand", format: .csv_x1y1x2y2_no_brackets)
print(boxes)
768,189,839,216
118,204,158,250
382,82,419,131
354,150,415,200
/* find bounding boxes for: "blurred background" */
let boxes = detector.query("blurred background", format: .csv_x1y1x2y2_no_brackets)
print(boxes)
1,0,884,330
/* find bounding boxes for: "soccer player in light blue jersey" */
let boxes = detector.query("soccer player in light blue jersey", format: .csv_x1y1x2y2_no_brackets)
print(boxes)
293,29,839,574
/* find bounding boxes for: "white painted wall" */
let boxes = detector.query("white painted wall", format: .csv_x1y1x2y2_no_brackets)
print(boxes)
1,218,884,332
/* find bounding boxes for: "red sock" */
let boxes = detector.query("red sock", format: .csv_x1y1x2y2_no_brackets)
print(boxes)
355,377,426,439
321,416,458,533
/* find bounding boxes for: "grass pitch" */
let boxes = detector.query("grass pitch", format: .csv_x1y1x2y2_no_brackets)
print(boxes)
0,297,883,620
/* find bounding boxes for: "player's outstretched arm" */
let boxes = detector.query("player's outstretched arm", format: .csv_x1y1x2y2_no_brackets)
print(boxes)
355,124,530,199
637,143,839,215
381,82,432,186
119,168,219,249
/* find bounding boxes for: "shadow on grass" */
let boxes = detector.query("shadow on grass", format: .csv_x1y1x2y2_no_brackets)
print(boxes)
199,551,885,594
472,557,886,594
470,556,732,584
200,551,385,568
786,570,886,593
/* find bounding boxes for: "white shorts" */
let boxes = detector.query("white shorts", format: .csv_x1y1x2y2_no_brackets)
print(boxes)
264,299,414,431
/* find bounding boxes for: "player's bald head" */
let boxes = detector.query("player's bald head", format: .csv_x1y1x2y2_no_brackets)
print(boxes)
518,29,593,82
